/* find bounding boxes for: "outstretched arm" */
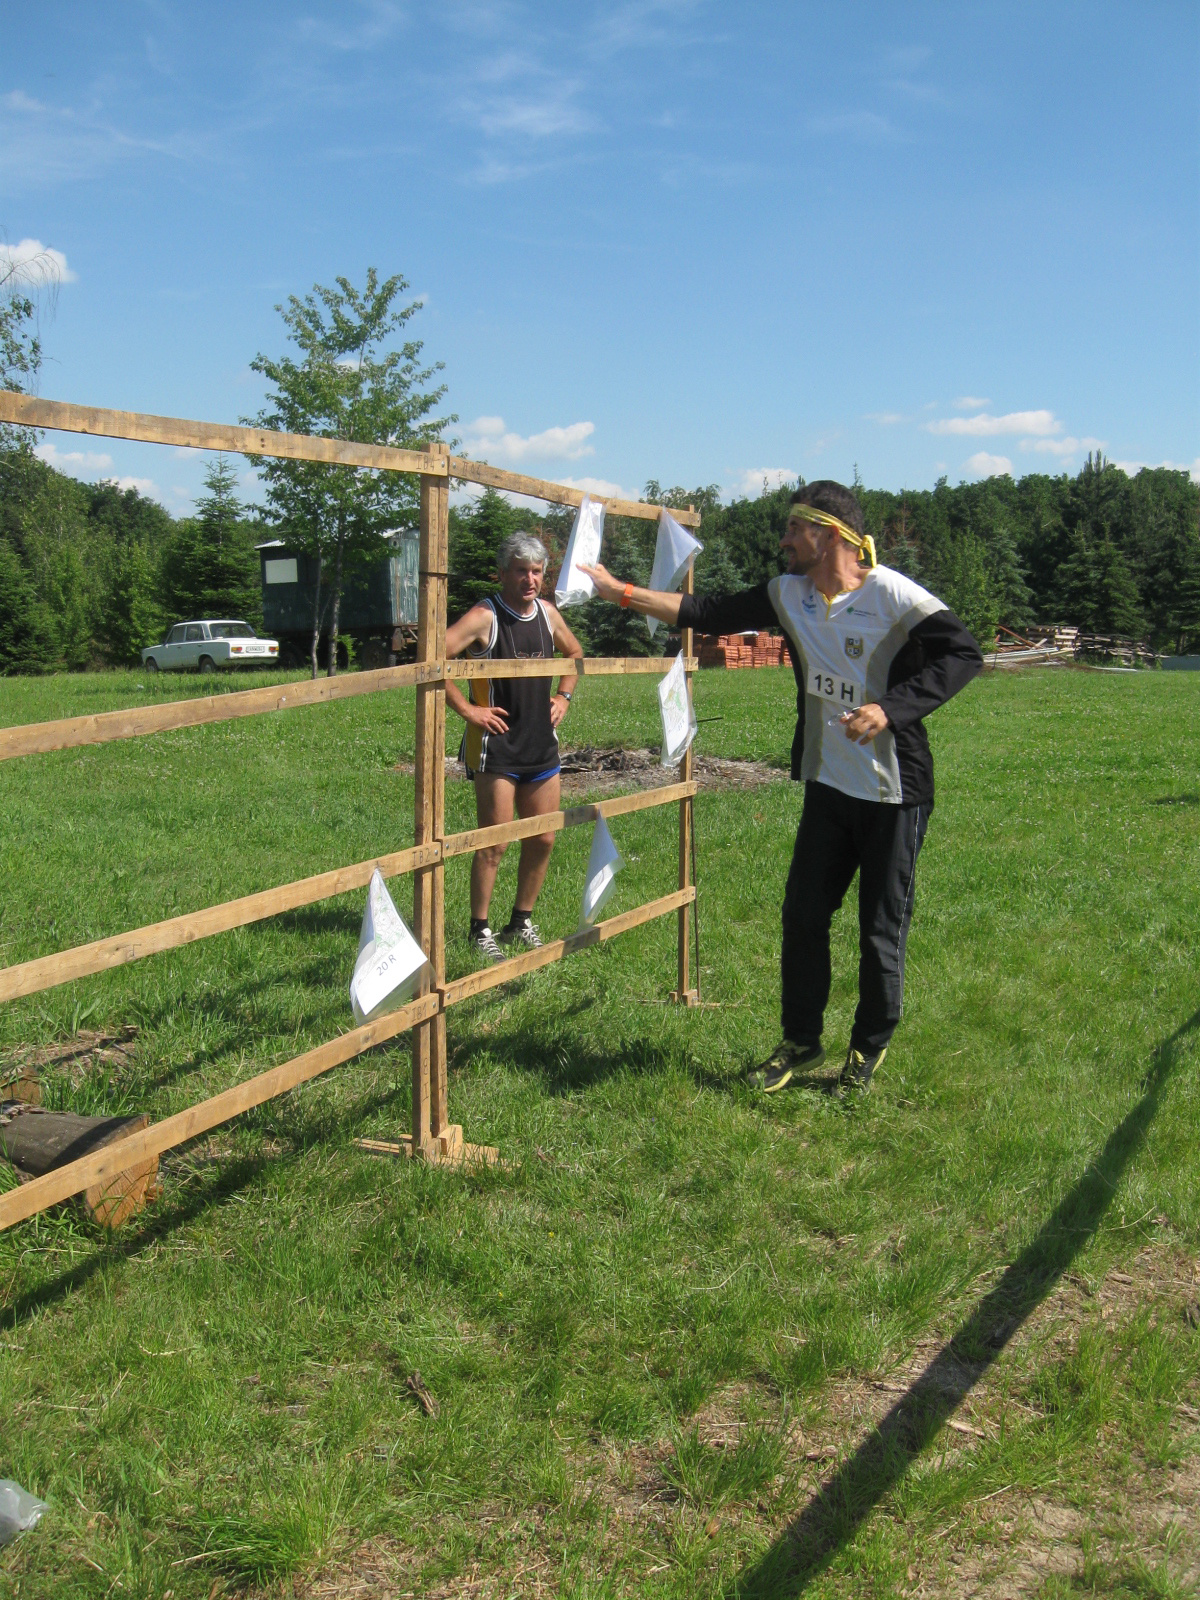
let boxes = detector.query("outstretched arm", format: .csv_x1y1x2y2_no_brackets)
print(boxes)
577,563,684,627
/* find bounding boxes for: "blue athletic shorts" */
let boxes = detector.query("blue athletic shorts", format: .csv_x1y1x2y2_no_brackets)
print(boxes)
464,762,561,785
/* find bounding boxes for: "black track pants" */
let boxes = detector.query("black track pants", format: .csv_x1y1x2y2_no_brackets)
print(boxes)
780,781,930,1055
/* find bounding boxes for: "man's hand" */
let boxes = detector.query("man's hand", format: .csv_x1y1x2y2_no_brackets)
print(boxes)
839,703,888,744
465,702,509,735
550,693,570,729
577,562,624,603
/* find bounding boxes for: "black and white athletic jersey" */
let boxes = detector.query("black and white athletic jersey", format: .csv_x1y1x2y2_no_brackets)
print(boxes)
678,566,982,805
460,595,562,778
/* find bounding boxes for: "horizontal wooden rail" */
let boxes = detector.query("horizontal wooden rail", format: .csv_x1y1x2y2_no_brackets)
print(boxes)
0,393,448,476
0,992,442,1233
449,456,701,527
0,663,441,762
441,886,695,1005
442,781,697,858
0,844,442,1004
0,887,692,1231
448,657,697,680
0,659,694,762
0,393,699,526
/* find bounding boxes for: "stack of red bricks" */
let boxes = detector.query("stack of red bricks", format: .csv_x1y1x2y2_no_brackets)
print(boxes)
696,632,791,669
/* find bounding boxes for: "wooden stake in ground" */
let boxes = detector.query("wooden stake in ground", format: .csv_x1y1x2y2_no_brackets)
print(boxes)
674,523,700,1006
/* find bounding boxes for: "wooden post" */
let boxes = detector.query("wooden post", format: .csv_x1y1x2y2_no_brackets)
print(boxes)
674,511,700,1005
412,443,449,1155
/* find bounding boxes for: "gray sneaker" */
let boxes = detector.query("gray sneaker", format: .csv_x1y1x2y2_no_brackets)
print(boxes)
470,925,506,963
498,919,543,950
752,1039,826,1092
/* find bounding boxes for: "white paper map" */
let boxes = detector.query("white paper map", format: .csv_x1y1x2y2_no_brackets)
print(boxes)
646,508,703,638
349,869,429,1024
657,651,698,766
555,495,606,607
580,814,624,927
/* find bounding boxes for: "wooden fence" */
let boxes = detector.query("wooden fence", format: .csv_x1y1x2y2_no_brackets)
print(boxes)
0,391,702,1230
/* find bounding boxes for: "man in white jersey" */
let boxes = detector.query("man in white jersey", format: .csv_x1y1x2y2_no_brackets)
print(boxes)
580,480,982,1095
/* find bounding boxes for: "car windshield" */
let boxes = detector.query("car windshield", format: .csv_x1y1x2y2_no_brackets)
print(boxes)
207,622,256,639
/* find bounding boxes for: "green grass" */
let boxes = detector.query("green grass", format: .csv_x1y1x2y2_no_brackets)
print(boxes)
0,663,1198,1598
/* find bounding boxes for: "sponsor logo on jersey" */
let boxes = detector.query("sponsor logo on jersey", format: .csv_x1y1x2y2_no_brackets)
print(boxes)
802,593,818,612
844,636,864,659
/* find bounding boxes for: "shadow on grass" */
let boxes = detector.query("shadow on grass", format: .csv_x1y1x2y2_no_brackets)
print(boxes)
1,1152,271,1328
729,1007,1199,1599
1150,794,1200,807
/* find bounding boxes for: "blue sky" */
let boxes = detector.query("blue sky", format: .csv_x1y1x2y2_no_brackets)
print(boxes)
4,1,1198,515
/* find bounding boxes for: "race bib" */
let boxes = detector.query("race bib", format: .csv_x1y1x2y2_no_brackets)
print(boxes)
809,669,861,708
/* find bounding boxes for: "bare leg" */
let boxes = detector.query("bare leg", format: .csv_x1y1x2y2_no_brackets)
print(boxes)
512,773,561,916
470,775,517,922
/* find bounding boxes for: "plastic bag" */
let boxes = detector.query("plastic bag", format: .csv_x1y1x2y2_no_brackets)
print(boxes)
657,652,698,766
349,870,429,1025
646,508,703,638
555,495,605,607
580,814,624,928
0,1481,47,1547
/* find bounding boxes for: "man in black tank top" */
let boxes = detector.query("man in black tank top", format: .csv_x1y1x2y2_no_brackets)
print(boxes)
445,532,584,960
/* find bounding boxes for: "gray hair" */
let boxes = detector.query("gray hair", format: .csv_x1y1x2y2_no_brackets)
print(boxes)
497,531,549,571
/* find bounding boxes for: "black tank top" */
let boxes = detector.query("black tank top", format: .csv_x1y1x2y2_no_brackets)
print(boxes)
460,597,561,777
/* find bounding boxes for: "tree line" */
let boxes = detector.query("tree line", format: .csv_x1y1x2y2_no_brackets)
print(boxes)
448,459,1200,658
2,258,1198,672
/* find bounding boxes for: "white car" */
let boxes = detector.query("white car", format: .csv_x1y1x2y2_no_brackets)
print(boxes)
141,620,280,674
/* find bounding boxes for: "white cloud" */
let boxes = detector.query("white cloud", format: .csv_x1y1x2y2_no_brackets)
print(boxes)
558,475,632,501
1020,435,1103,457
953,395,990,410
460,415,596,464
732,467,797,498
35,441,113,472
0,237,77,287
104,475,161,499
807,109,900,142
1114,457,1200,484
866,411,907,425
926,409,1061,438
964,452,1013,479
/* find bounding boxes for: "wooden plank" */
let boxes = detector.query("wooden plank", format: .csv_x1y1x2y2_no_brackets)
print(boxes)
440,886,695,1006
0,991,442,1233
411,452,448,1156
427,447,450,1139
0,392,448,476
0,843,441,1003
441,781,698,859
677,549,697,1002
446,657,698,680
0,660,693,763
448,456,700,526
0,662,442,762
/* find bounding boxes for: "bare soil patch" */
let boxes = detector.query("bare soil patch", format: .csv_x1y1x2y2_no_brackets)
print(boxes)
395,747,789,799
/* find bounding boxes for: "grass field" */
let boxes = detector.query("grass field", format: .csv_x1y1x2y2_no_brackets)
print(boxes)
0,662,1198,1600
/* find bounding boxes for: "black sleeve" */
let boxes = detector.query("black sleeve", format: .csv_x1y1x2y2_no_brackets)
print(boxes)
677,582,778,636
877,609,983,731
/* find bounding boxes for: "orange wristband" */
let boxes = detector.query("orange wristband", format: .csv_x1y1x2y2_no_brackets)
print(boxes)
619,582,634,608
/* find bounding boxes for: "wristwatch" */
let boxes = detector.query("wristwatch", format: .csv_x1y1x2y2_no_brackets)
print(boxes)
557,690,573,702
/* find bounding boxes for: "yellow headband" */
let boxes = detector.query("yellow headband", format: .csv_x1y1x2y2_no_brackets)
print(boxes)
788,504,877,568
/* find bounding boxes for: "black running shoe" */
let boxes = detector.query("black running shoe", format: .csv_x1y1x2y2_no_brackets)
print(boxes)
469,925,506,963
752,1039,826,1092
837,1046,887,1098
498,918,543,950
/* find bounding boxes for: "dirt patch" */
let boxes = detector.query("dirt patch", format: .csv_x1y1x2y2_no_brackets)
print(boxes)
396,747,789,799
0,1026,138,1097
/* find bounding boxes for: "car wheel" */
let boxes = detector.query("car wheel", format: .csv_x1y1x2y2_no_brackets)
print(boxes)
199,656,215,675
145,657,159,673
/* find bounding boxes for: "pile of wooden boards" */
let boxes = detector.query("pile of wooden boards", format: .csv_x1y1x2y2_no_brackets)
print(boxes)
697,632,791,669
